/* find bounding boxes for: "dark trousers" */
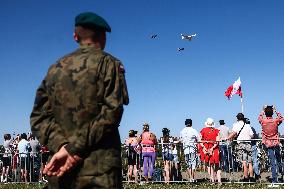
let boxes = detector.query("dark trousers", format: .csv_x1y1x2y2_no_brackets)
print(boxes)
220,145,229,172
266,145,284,183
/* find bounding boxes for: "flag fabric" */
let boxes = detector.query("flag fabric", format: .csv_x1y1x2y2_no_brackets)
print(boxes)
224,77,242,99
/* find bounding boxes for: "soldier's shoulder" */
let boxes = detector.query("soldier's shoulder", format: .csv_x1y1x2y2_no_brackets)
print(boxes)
48,50,80,72
101,52,126,73
102,51,122,64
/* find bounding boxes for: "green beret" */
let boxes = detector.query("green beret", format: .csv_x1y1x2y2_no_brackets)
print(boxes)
75,12,111,32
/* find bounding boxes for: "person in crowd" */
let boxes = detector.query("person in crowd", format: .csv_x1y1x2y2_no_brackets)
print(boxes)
217,120,230,173
17,133,31,183
29,134,41,182
140,123,157,182
171,137,181,181
125,130,141,183
227,113,254,182
180,118,199,183
248,119,261,181
161,127,173,184
200,118,221,184
39,145,49,182
11,134,20,181
259,105,283,186
1,134,12,182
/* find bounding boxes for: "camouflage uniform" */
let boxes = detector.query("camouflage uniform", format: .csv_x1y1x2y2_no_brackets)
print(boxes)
30,44,129,189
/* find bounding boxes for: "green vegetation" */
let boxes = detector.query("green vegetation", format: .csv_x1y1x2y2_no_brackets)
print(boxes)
0,183,277,189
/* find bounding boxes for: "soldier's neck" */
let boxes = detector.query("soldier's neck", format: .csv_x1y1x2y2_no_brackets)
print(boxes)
80,40,102,49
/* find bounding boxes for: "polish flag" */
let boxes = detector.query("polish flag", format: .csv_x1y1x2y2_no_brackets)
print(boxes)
224,77,242,99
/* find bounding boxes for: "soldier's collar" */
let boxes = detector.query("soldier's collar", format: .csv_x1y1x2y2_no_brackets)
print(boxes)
79,44,102,52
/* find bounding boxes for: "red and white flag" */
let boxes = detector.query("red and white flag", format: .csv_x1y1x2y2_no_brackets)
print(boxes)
224,77,242,100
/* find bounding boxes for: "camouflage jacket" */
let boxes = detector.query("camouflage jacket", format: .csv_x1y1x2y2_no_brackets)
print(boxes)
30,44,129,156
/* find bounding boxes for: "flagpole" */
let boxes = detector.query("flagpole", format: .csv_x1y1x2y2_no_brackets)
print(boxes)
241,97,244,113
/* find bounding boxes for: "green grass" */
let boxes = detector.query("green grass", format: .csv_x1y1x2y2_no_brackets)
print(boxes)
0,183,45,189
0,183,279,189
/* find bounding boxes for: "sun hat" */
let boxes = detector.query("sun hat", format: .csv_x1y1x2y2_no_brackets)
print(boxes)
205,118,215,127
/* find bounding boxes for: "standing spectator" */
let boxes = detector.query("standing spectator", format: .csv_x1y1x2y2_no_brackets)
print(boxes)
200,118,221,184
259,105,283,186
125,130,140,183
249,119,261,181
17,133,31,183
1,134,12,182
12,134,20,182
29,134,41,182
171,138,181,181
217,120,230,172
180,118,199,182
161,128,173,184
140,123,157,182
39,145,49,182
227,113,254,182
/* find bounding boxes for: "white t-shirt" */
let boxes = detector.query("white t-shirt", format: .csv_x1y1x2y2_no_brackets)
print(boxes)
3,139,12,157
232,121,254,143
218,125,230,145
18,139,30,157
180,127,199,154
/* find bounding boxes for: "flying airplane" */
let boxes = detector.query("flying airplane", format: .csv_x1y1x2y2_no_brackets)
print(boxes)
177,48,185,51
150,34,158,39
181,33,197,41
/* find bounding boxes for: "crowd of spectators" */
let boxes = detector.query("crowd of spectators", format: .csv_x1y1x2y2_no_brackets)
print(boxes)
123,105,284,186
0,105,283,187
0,132,49,183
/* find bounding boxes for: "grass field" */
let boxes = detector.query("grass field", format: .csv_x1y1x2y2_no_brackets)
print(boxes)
0,183,280,189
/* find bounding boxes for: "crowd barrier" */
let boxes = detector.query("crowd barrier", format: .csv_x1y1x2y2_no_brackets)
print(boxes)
0,139,283,184
0,151,49,183
122,138,284,184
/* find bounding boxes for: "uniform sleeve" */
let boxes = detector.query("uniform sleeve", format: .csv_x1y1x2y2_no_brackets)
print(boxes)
65,59,129,156
30,80,69,154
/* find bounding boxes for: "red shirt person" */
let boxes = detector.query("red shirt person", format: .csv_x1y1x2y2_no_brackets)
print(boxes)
258,105,283,184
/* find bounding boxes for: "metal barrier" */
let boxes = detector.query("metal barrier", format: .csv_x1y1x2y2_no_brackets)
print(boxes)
122,139,284,184
0,139,283,184
0,152,49,183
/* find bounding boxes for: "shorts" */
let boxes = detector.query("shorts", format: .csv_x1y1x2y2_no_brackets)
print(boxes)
235,142,252,163
185,153,197,169
2,156,11,167
127,152,139,166
41,152,50,165
172,154,179,163
162,152,173,161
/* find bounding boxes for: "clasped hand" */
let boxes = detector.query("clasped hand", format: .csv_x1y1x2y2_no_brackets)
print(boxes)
43,145,82,177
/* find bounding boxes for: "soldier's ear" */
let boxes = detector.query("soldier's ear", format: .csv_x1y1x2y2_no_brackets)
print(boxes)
73,32,79,43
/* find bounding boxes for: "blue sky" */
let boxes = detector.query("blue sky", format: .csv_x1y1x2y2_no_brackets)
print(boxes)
0,0,284,144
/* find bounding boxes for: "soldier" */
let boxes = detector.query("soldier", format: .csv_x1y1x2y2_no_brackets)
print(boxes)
30,12,129,189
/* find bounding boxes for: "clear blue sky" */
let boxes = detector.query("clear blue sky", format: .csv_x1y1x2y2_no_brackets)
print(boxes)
1,0,284,144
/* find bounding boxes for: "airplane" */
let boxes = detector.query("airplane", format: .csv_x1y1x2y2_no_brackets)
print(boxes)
181,33,197,41
150,34,158,39
177,47,185,51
